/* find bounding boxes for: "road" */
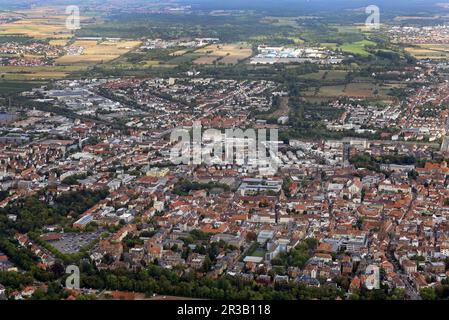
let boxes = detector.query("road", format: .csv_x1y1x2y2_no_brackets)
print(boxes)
386,244,421,300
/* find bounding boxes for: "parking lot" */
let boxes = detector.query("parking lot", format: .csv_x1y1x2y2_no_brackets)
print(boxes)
50,231,102,254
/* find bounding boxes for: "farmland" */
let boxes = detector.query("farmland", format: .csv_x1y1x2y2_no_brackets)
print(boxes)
0,80,46,94
320,39,376,57
96,42,254,72
0,7,87,83
0,18,70,39
339,39,376,56
55,39,142,66
405,45,449,60
0,65,85,81
0,6,88,39
300,80,402,102
192,43,253,65
298,69,348,81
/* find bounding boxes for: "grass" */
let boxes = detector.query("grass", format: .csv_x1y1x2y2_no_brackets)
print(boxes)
55,39,141,66
0,7,141,84
251,249,266,258
49,39,69,46
405,46,449,60
301,80,400,101
193,43,252,65
246,245,266,258
0,7,86,39
0,72,68,81
325,70,348,81
419,44,449,52
298,70,348,81
168,53,201,65
317,85,347,97
321,43,339,50
0,80,46,94
345,82,376,97
298,70,328,80
260,17,300,28
320,37,375,57
340,40,376,56
288,37,305,45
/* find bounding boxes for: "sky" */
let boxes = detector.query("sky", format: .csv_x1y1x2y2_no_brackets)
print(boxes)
182,0,441,11
0,0,443,13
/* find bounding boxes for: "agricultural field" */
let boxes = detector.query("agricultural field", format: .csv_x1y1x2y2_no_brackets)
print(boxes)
0,65,84,81
55,39,142,66
170,49,188,57
0,6,91,39
320,39,376,57
339,40,376,56
405,45,449,60
0,71,67,80
49,39,69,46
0,80,46,94
0,6,146,85
168,52,201,65
298,70,329,80
192,43,253,65
0,6,109,85
301,69,348,80
260,16,301,28
321,43,339,50
419,44,449,52
301,81,400,102
344,83,377,97
0,18,70,39
298,70,348,82
324,70,349,81
98,46,186,70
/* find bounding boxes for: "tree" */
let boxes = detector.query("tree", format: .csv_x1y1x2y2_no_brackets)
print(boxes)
245,231,257,242
420,287,436,300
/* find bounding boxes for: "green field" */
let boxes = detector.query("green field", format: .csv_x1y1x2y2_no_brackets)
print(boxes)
324,70,348,81
340,40,376,56
298,69,348,82
301,80,401,101
298,70,328,80
0,80,46,94
320,38,376,57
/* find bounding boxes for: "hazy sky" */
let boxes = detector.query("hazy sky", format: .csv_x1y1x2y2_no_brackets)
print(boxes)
182,0,441,10
0,0,443,13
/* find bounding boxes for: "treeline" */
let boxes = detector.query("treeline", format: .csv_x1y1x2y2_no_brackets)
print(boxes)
173,179,230,196
350,153,426,172
196,63,319,85
0,259,343,300
420,277,449,300
61,173,88,186
76,13,295,42
0,35,36,44
77,262,343,300
300,23,364,45
0,188,109,234
0,191,9,202
272,238,317,269
283,100,351,141
0,238,61,284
